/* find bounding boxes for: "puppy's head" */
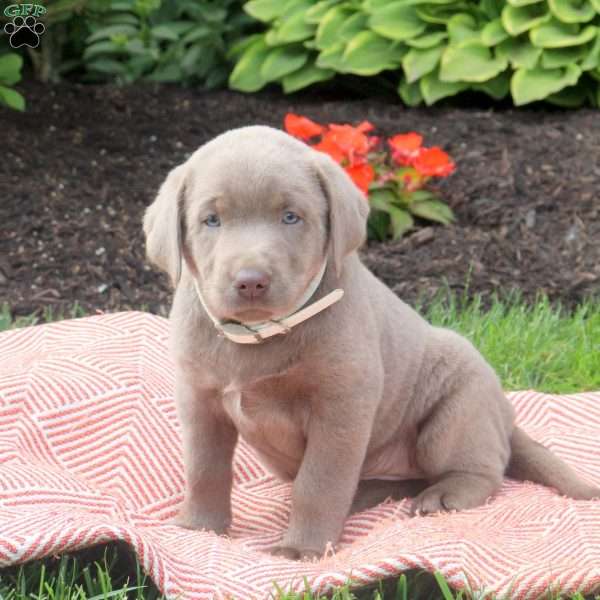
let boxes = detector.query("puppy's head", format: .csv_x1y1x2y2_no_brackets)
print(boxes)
144,126,369,323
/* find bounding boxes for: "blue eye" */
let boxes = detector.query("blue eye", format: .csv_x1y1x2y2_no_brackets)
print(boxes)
203,214,221,227
282,211,301,225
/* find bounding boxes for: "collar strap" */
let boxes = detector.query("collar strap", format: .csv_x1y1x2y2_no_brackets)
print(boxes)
192,262,343,344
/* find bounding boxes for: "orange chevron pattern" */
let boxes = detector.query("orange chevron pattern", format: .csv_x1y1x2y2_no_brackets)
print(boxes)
0,312,599,599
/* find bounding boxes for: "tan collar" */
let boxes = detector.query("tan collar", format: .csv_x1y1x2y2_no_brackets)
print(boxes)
192,262,343,344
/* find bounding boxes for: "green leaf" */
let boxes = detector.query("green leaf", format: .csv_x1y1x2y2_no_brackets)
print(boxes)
501,3,551,36
508,0,544,5
402,44,444,83
472,71,511,98
181,44,203,74
410,199,454,224
364,0,458,10
316,6,354,50
547,84,587,106
440,41,508,82
511,63,581,104
447,14,480,44
368,2,426,42
88,24,138,42
86,57,129,75
151,23,186,41
369,188,396,212
548,0,595,23
269,10,314,44
416,4,467,25
482,19,509,46
496,35,543,68
398,78,424,105
0,53,23,86
480,0,504,18
282,62,334,92
0,84,25,111
541,43,590,68
581,32,600,69
147,63,182,82
227,33,264,60
406,31,448,49
229,36,271,91
261,45,308,81
342,31,406,75
338,12,369,42
316,43,348,71
182,25,213,44
531,20,598,48
367,209,390,241
83,40,123,60
389,206,414,239
306,0,339,23
420,68,468,104
405,190,436,202
244,0,285,22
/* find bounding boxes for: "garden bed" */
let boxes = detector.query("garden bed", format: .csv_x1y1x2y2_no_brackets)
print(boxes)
1,80,599,318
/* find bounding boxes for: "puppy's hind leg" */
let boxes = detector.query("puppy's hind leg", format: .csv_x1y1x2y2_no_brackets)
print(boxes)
410,377,513,516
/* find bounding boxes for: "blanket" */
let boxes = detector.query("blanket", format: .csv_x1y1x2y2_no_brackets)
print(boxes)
0,312,598,599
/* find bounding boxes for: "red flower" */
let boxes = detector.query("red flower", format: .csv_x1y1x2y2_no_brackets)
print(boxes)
344,162,375,196
388,132,423,166
326,124,371,164
284,113,324,140
412,146,455,177
356,120,375,133
312,134,345,164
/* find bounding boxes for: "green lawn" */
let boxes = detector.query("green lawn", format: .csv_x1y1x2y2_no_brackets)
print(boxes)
1,295,599,599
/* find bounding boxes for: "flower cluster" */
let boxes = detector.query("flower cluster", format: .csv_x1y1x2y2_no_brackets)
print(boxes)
284,113,455,196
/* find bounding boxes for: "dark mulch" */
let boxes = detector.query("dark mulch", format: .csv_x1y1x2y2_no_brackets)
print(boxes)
2,80,599,318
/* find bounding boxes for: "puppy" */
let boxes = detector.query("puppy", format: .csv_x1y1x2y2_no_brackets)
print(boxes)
144,126,599,560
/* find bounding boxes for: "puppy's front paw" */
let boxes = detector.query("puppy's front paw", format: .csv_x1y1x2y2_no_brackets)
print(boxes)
270,545,322,561
171,504,230,534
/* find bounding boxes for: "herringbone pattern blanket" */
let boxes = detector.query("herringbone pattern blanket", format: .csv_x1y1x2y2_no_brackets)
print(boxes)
0,312,598,599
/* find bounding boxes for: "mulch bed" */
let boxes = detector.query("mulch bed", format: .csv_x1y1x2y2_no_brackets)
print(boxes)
1,80,599,318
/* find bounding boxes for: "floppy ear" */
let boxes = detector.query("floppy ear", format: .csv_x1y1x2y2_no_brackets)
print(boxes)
143,163,187,287
313,151,370,277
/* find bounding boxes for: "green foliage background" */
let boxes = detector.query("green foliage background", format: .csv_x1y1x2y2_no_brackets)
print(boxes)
229,0,600,106
1,0,600,109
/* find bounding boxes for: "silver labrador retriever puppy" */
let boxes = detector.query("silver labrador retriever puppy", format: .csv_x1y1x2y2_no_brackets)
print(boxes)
144,126,599,560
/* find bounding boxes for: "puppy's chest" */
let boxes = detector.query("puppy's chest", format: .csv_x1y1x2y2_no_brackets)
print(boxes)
220,369,312,451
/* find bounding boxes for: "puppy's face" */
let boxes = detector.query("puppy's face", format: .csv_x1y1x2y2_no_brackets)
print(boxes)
144,126,369,324
184,145,328,323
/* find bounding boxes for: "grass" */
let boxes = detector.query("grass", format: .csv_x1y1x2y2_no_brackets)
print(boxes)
1,294,599,599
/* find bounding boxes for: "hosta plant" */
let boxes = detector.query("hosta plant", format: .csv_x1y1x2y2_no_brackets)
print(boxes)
231,0,600,107
284,114,455,241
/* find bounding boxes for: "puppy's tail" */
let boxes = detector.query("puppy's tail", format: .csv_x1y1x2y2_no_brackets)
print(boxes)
507,426,600,500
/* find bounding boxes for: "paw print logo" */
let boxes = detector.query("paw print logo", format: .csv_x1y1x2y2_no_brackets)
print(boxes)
4,15,45,49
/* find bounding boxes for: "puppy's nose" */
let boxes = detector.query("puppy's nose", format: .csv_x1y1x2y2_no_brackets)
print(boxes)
234,269,271,300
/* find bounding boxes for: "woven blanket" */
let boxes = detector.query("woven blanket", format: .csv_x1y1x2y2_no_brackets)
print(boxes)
0,312,599,599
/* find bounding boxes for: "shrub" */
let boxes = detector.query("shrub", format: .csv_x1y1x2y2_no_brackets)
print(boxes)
81,0,254,86
284,113,455,240
230,0,600,107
